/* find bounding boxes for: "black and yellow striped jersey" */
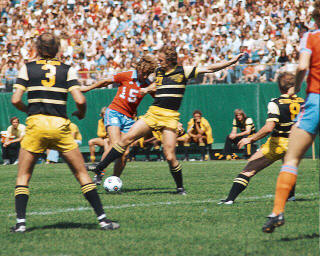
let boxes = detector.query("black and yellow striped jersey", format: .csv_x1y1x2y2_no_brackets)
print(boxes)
152,66,198,111
14,59,80,118
267,94,304,138
233,117,256,135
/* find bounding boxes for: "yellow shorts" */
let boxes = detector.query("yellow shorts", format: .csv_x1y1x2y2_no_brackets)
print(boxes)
21,114,78,153
141,106,180,131
260,136,288,161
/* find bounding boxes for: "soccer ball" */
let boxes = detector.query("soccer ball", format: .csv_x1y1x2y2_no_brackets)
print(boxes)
103,176,122,192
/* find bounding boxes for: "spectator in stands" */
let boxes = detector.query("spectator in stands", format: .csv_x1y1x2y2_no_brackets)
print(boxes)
0,0,314,87
187,110,213,161
1,117,25,165
88,107,108,163
218,109,256,160
4,60,17,92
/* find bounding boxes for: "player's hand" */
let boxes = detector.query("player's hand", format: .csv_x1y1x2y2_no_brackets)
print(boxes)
232,53,244,64
139,87,148,96
237,138,251,149
72,111,85,120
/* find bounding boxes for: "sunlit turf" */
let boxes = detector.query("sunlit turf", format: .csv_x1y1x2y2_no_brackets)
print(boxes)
0,159,318,256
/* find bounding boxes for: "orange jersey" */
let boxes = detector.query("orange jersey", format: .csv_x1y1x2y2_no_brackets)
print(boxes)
108,70,151,118
300,30,320,94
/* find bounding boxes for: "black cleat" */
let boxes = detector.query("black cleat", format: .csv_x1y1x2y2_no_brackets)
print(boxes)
100,219,120,230
176,188,187,195
10,223,26,233
262,213,285,233
217,199,234,205
86,164,98,173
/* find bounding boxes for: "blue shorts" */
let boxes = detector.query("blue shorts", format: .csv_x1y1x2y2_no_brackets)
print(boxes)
104,108,135,133
295,93,320,135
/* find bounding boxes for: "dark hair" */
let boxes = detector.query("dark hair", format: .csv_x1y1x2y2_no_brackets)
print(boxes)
234,109,246,120
277,72,295,93
10,116,19,124
136,54,157,76
159,45,178,66
36,33,60,58
312,0,320,23
193,110,202,116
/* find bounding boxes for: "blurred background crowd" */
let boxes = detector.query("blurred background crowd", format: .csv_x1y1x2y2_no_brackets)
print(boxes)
0,0,316,91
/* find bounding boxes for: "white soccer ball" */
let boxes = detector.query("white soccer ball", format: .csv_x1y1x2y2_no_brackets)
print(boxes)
103,176,123,192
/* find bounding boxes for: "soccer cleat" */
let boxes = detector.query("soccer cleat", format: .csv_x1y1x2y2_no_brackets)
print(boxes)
262,213,285,233
86,164,98,173
93,173,104,185
176,188,187,195
218,199,234,205
10,222,26,233
287,196,296,201
226,155,232,161
99,219,120,230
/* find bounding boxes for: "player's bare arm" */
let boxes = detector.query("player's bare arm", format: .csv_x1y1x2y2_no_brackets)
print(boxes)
11,88,27,113
71,88,87,120
197,53,244,74
295,51,311,93
139,82,157,96
238,121,275,149
81,77,114,93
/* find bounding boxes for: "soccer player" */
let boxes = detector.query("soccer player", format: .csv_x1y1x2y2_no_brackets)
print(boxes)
89,45,243,195
218,72,304,205
217,109,256,160
88,107,108,163
262,3,320,233
10,33,119,232
81,55,157,182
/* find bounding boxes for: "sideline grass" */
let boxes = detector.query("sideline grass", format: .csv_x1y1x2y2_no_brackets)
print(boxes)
0,159,318,256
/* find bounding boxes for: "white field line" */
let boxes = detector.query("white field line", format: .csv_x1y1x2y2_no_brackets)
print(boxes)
6,192,318,217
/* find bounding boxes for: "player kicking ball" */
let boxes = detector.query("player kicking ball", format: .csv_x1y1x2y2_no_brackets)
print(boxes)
81,55,157,184
219,72,304,205
262,2,320,233
88,45,243,195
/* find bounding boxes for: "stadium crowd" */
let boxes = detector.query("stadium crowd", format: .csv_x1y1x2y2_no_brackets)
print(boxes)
0,0,316,91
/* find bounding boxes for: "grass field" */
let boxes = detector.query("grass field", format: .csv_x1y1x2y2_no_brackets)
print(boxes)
0,159,318,256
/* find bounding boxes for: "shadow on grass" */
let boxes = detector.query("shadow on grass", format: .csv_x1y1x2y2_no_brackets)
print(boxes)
240,197,318,204
27,222,116,231
120,187,172,193
280,233,319,242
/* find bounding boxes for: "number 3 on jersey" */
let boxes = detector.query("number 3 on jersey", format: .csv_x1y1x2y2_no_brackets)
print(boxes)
119,87,139,103
41,64,56,87
289,102,301,120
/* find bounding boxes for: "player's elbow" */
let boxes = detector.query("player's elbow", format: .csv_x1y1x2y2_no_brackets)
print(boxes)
297,63,309,72
75,94,86,105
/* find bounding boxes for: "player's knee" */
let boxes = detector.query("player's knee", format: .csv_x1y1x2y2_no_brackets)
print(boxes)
88,140,94,146
241,169,256,177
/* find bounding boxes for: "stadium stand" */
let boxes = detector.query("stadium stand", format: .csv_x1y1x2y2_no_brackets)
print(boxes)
0,0,316,89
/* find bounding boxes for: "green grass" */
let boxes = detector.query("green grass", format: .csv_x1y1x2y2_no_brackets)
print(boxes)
0,159,318,256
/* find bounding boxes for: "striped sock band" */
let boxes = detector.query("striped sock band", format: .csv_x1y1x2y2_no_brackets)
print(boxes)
81,183,97,194
113,144,126,154
171,163,182,173
280,165,298,176
15,186,30,196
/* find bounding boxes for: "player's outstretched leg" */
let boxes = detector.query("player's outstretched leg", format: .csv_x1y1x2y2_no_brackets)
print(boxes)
63,148,119,230
219,154,273,205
